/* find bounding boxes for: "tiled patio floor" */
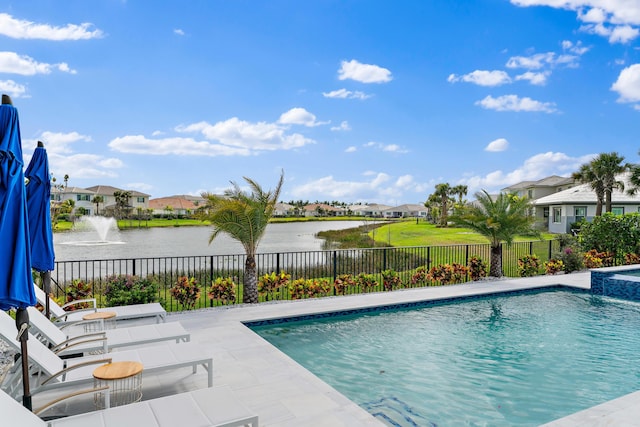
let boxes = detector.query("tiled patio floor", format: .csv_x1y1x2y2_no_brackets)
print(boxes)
35,271,640,426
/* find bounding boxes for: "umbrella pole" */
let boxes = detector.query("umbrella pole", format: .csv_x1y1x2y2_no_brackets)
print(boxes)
15,308,32,410
41,271,51,319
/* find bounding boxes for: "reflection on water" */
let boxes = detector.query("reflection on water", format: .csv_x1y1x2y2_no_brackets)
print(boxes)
54,221,361,261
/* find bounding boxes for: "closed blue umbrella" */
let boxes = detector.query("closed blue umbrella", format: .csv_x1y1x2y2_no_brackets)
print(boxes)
25,141,55,320
0,94,36,410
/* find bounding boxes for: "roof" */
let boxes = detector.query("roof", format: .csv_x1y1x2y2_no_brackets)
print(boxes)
383,204,426,212
502,175,574,191
533,172,639,205
148,196,199,210
85,185,150,197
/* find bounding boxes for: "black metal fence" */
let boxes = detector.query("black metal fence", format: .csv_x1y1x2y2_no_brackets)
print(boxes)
46,240,562,311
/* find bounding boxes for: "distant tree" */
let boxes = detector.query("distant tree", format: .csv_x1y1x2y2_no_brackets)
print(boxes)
200,171,284,303
451,184,468,205
574,152,628,215
113,190,132,219
450,190,539,277
91,195,104,216
572,162,605,216
427,183,454,227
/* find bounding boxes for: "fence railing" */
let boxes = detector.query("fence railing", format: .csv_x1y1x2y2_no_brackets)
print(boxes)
48,240,562,311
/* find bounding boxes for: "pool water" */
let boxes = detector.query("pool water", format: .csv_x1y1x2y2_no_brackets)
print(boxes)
251,290,640,426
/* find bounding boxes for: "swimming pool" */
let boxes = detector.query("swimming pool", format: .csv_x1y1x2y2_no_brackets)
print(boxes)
250,289,640,426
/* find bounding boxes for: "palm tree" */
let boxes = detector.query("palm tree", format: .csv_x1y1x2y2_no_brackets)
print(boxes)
594,152,627,213
91,195,104,216
428,183,453,227
573,152,628,214
450,190,538,277
572,163,605,216
451,184,468,206
201,171,284,303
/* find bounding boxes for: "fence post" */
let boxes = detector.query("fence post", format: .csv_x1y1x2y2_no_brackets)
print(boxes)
383,248,387,271
548,240,552,260
332,251,337,283
276,253,281,275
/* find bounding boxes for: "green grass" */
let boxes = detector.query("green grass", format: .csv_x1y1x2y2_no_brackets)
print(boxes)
371,220,555,247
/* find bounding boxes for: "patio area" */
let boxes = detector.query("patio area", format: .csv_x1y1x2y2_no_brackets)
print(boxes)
26,271,640,426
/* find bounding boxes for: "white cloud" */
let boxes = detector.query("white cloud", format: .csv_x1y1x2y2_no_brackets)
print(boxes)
114,113,317,156
485,138,509,152
515,71,549,85
0,13,103,40
511,1,640,44
174,29,185,36
331,121,351,131
362,141,408,153
126,182,154,191
460,151,594,193
395,175,413,187
24,131,122,180
278,107,327,127
322,88,371,99
0,52,76,75
345,146,357,153
447,70,511,86
338,59,392,83
109,135,252,156
611,63,640,103
475,94,557,113
0,79,27,98
290,173,392,199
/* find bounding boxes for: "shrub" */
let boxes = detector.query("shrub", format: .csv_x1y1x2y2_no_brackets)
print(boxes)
334,274,356,295
624,253,640,265
517,255,541,277
258,271,290,298
356,273,378,292
170,276,201,310
468,256,488,281
410,266,428,287
63,279,93,310
554,246,584,273
208,277,237,305
381,269,402,291
104,274,159,307
583,249,614,269
428,263,468,285
544,259,564,275
289,278,331,299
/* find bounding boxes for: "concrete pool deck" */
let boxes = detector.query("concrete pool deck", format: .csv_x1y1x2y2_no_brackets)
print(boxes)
35,271,640,426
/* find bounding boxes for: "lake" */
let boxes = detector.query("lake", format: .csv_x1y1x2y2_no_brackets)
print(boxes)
53,220,362,261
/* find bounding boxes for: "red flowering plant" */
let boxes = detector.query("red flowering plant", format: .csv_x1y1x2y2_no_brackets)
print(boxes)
427,263,468,285
289,278,331,299
356,273,378,293
63,279,93,311
544,259,564,275
258,271,290,300
468,257,488,281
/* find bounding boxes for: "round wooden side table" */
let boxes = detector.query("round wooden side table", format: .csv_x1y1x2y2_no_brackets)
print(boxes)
93,361,144,409
82,311,116,332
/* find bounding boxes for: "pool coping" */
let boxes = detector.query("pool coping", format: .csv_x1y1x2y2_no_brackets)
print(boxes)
41,270,640,426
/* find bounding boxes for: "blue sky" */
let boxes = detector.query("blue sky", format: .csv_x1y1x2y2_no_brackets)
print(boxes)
2,1,640,205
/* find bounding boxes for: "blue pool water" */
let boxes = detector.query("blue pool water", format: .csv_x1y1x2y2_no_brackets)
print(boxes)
250,290,640,426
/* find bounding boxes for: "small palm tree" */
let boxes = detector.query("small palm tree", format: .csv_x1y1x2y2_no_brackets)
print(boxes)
91,195,104,216
200,171,284,303
450,190,539,277
574,152,628,215
428,183,454,227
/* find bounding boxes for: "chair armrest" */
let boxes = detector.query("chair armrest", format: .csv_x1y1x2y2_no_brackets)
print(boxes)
34,385,109,416
60,298,97,310
41,357,113,386
51,335,107,354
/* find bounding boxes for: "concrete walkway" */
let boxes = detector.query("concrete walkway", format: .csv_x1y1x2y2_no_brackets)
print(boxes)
35,271,640,426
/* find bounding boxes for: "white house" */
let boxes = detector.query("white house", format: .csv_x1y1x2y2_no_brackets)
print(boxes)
533,173,640,234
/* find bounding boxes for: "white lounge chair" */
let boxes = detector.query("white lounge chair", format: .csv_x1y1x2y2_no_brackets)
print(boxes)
0,311,213,401
26,306,190,357
34,284,166,324
1,387,259,427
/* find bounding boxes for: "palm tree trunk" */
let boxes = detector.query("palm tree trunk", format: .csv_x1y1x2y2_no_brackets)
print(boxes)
243,255,258,303
489,244,502,277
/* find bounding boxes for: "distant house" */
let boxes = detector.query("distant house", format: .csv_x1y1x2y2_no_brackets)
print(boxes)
273,202,295,217
149,196,203,217
303,203,345,217
533,172,640,233
382,204,428,218
51,186,97,215
501,175,576,200
85,185,150,214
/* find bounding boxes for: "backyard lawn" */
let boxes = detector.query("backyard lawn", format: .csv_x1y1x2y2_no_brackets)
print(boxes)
369,219,555,247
